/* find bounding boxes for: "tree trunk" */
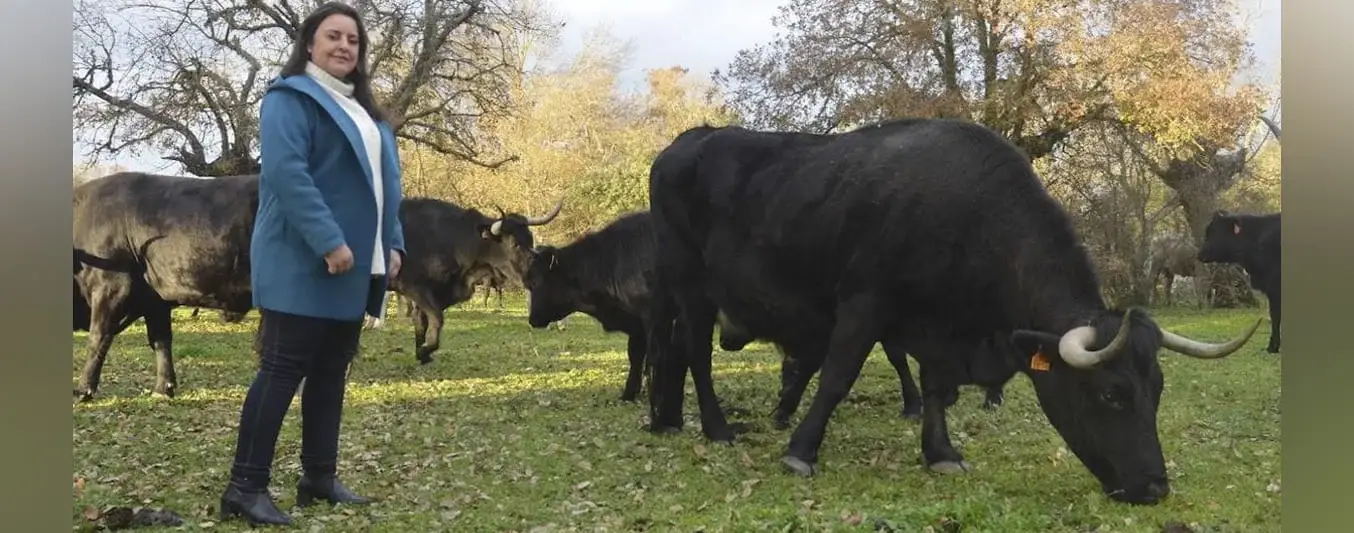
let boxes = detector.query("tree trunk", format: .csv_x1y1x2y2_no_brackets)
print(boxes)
1153,143,1256,309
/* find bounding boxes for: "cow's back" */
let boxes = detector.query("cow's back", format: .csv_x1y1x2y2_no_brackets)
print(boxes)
75,171,256,224
72,172,259,308
652,118,1100,337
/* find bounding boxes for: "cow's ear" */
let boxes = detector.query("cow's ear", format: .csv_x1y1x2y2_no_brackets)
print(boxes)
478,223,498,241
1011,330,1062,373
1232,221,1242,235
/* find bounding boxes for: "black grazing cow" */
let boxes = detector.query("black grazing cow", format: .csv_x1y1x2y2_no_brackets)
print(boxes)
522,211,762,405
522,210,1004,418
72,172,259,402
642,119,1261,506
388,197,563,364
521,211,656,401
1198,210,1282,352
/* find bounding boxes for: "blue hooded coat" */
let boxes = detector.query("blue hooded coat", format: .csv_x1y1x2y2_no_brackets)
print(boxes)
250,73,405,321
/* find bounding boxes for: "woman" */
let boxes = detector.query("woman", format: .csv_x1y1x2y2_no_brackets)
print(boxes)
219,2,405,526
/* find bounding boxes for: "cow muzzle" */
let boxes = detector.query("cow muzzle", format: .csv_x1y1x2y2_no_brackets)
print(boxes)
1107,476,1171,505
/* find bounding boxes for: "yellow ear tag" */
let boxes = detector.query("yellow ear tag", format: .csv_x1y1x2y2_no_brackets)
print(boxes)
1030,349,1051,372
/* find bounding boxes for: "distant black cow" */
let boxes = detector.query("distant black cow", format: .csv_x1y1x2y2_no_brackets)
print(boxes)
642,119,1260,506
522,210,1004,419
72,172,258,402
388,197,563,364
1198,210,1281,353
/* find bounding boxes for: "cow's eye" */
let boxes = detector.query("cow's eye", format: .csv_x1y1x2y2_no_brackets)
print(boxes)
1099,389,1126,409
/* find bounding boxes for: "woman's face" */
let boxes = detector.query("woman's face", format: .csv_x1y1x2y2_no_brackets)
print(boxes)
308,14,360,79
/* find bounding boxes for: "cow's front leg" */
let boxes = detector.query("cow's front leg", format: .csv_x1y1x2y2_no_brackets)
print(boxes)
75,282,136,402
417,308,445,364
782,292,883,476
918,364,968,474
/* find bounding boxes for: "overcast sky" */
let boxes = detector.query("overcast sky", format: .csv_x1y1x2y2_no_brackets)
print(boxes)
549,0,1281,89
81,0,1281,175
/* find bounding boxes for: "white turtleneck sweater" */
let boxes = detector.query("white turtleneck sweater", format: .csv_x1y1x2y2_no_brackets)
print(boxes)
304,61,386,277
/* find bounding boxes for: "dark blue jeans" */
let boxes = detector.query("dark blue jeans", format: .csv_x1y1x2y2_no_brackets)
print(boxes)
229,308,363,490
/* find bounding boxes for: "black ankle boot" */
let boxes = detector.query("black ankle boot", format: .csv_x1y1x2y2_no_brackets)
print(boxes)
219,481,292,526
296,473,373,507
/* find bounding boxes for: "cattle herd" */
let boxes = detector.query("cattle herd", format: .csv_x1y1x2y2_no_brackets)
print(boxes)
72,117,1280,507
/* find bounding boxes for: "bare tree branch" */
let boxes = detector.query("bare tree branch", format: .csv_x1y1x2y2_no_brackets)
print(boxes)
72,0,545,176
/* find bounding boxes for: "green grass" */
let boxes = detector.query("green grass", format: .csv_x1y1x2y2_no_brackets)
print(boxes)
72,297,1281,532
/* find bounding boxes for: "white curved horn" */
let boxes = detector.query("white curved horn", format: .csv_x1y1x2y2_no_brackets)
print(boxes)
1057,309,1136,368
1160,318,1263,359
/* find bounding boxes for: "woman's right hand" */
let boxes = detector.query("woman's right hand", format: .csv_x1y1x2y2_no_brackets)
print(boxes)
324,244,354,274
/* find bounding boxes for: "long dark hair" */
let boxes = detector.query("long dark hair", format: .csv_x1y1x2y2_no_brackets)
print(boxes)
280,2,388,123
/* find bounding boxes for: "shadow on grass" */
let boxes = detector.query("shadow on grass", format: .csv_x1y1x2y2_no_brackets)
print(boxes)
74,303,1278,411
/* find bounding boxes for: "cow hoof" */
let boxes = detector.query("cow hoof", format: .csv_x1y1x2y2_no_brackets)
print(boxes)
781,456,817,477
704,422,747,444
900,408,922,420
982,400,1002,411
73,389,95,403
1266,346,1280,354
927,460,971,475
417,356,433,365
619,393,639,402
645,423,682,435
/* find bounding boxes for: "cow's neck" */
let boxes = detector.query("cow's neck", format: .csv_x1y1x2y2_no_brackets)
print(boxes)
305,61,355,98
